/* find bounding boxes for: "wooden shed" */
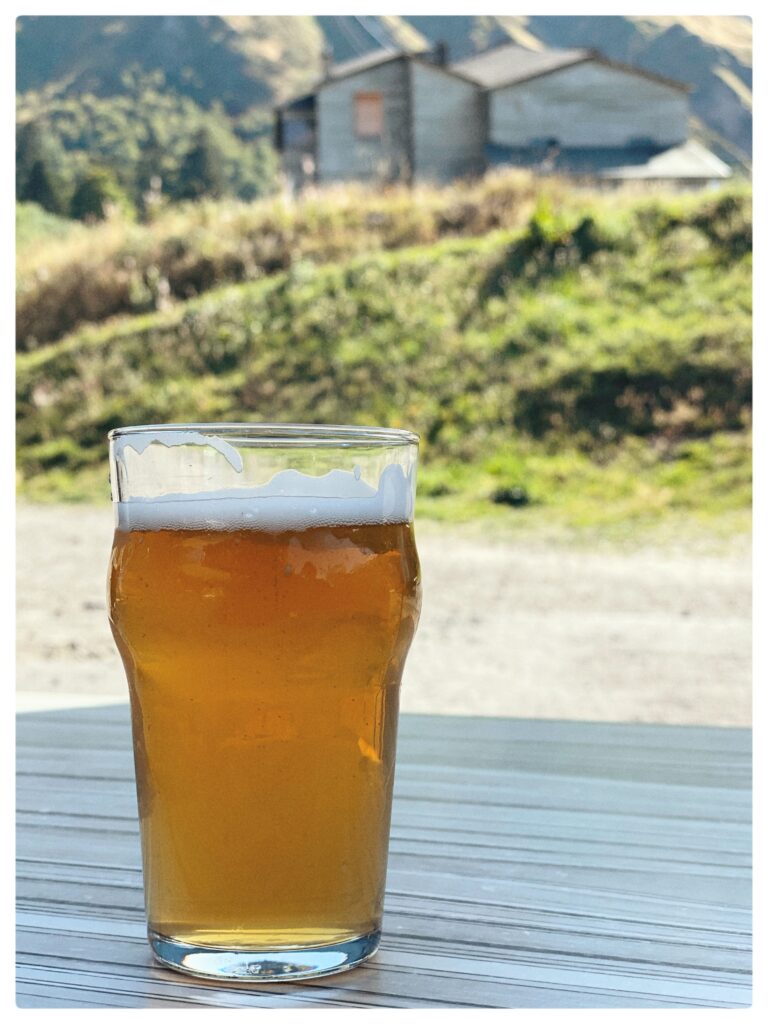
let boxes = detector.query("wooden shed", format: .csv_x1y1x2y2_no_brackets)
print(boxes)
276,43,730,189
455,45,690,150
276,50,485,187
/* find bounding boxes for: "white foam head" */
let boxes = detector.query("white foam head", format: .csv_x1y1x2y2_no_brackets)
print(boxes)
116,460,414,532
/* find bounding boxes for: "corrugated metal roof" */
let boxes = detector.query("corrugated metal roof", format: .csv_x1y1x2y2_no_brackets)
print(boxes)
453,44,588,89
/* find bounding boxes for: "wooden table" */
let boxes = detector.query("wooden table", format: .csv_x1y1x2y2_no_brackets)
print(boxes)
16,706,751,1008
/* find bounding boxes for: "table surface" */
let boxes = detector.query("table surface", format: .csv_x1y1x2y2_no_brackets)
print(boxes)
16,706,751,1009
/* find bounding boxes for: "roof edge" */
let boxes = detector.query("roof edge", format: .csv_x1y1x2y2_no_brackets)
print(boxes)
586,50,692,93
275,92,316,112
318,49,484,89
488,50,691,94
318,49,412,88
409,53,484,87
277,48,482,107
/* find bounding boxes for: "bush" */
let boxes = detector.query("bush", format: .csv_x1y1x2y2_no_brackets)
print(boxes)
70,167,134,222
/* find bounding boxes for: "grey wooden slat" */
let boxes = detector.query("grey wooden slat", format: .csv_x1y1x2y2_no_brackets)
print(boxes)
16,778,752,852
384,868,752,935
19,883,750,951
16,820,751,871
16,710,751,767
17,901,750,961
16,990,162,1009
392,773,751,823
16,707,752,1008
15,808,752,888
16,963,385,1009
16,721,752,768
15,779,752,855
15,915,499,1008
17,890,750,963
16,818,752,896
16,822,751,883
20,861,748,924
17,831,142,871
383,905,751,967
17,865,752,945
17,898,750,980
15,831,753,929
16,939,749,1010
17,755,751,825
16,923,750,1011
17,715,752,766
20,704,749,752
18,895,750,966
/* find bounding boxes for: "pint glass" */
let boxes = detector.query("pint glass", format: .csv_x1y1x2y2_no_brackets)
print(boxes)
107,424,421,981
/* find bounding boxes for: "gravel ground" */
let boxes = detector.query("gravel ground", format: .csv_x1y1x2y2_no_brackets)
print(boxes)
16,503,751,725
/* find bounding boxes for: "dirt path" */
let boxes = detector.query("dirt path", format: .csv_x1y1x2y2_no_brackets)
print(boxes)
16,504,751,725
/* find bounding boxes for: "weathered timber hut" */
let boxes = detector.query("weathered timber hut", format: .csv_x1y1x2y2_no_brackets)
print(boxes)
275,43,731,188
276,49,485,187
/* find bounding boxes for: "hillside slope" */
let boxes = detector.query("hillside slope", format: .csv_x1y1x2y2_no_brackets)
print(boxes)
16,185,752,537
514,16,752,160
16,173,544,350
16,15,752,159
16,15,323,110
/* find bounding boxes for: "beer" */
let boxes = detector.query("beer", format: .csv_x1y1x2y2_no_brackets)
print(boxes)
108,498,421,954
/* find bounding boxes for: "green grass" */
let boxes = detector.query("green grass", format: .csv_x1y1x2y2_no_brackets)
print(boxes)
16,202,86,248
417,432,751,541
16,171,564,350
16,178,752,543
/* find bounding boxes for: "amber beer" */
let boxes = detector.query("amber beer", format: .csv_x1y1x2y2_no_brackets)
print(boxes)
109,504,420,968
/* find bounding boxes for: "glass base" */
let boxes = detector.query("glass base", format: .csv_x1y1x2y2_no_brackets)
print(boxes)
148,927,381,982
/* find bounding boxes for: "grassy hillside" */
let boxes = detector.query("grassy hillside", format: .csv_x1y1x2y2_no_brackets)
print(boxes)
17,172,545,350
15,202,85,249
16,180,752,542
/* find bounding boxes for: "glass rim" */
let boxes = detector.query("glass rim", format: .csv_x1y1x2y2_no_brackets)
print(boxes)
108,422,419,448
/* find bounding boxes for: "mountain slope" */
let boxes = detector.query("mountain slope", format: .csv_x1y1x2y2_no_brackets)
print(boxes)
511,16,752,159
17,15,751,155
16,15,323,110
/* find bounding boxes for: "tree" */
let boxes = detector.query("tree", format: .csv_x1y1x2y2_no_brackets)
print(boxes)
22,159,64,215
134,123,168,219
135,124,165,194
17,121,64,213
16,121,46,192
175,128,225,201
70,167,132,222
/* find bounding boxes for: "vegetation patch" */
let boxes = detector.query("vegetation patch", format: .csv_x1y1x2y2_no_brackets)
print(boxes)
16,178,752,540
